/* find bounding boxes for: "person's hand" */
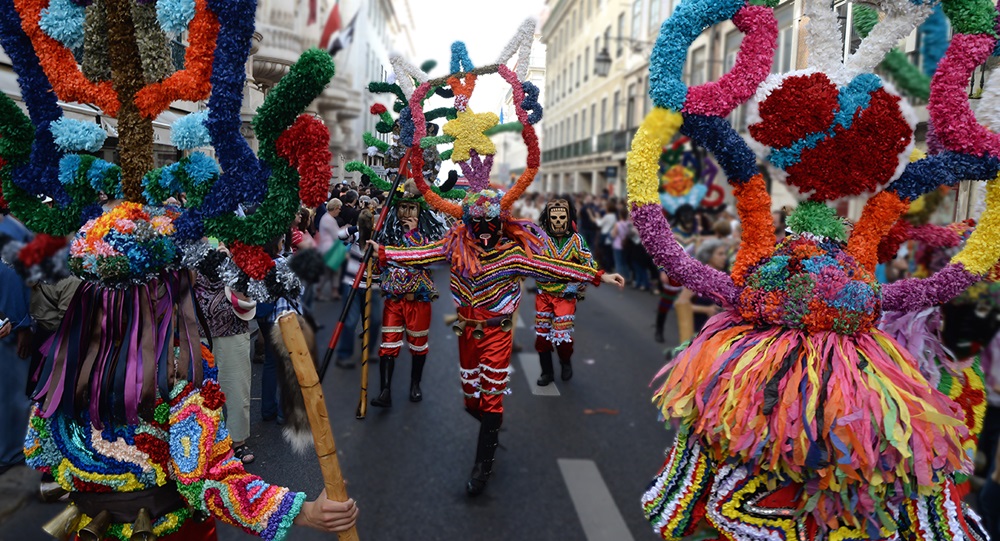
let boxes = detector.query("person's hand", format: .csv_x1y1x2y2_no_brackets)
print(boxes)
16,328,33,359
402,216,418,232
293,489,358,532
0,320,11,340
602,273,626,288
366,240,380,252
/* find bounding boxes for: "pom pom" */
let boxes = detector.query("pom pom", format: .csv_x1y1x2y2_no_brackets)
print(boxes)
39,0,86,50
229,240,275,280
49,118,107,153
156,0,196,34
786,200,847,241
170,110,211,150
182,152,219,184
370,103,387,115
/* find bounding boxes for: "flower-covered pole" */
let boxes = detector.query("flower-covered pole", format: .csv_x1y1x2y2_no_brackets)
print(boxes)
105,0,153,203
319,148,414,382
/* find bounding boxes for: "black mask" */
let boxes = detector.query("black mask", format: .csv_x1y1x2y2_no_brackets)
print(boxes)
471,217,502,250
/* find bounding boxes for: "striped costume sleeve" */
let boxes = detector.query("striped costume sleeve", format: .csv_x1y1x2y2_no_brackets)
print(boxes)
502,247,604,285
573,234,598,270
380,238,449,267
169,383,305,541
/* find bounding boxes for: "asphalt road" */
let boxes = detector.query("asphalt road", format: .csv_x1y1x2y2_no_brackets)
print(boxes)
2,270,680,541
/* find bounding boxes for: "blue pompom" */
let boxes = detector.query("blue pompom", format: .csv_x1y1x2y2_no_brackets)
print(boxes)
86,158,122,197
888,152,1000,201
171,110,211,150
39,0,86,50
57,154,83,186
450,42,474,73
183,152,219,184
157,0,196,34
680,114,758,183
50,118,107,153
160,162,184,194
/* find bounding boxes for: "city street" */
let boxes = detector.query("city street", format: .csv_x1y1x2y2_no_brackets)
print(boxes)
1,270,677,541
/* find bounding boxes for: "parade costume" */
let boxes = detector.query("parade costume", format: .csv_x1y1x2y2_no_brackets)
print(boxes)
0,0,348,538
374,23,623,496
534,198,598,385
372,181,448,406
626,0,1000,538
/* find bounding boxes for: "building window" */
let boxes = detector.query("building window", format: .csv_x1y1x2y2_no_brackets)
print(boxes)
626,83,635,129
631,0,642,41
601,98,607,132
590,103,597,136
576,54,582,86
773,4,794,73
723,30,743,72
585,47,590,81
650,0,661,33
613,90,620,129
573,113,578,141
568,62,573,93
690,46,706,86
617,13,625,57
581,108,587,139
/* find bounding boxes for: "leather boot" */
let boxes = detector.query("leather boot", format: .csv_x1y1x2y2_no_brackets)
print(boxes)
655,311,666,343
536,351,554,386
410,354,426,402
557,342,574,381
467,412,502,496
371,356,395,407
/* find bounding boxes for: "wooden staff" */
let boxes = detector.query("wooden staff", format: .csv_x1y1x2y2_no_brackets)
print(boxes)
277,312,360,541
356,271,375,420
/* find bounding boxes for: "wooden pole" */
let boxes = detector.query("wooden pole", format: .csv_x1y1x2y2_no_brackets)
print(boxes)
356,271,375,419
277,312,360,541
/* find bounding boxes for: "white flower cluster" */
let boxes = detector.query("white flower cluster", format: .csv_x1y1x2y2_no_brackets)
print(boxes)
495,18,537,81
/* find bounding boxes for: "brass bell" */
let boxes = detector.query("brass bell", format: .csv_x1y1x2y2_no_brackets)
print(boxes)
451,319,467,336
41,503,82,541
472,323,485,340
130,508,156,541
78,510,112,541
39,480,68,503
499,318,513,332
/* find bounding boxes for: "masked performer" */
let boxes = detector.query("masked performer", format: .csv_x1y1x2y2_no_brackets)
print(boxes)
534,197,598,385
0,0,358,538
628,0,1000,538
368,28,625,496
370,180,447,406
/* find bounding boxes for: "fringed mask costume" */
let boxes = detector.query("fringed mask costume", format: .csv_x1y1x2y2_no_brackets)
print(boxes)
374,19,621,497
533,197,598,385
0,0,341,538
629,0,1000,538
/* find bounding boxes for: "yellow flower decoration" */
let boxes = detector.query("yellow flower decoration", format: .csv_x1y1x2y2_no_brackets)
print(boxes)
627,108,684,206
443,108,499,162
953,175,1000,274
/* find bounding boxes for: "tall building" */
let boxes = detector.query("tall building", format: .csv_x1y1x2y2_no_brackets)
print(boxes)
540,0,936,210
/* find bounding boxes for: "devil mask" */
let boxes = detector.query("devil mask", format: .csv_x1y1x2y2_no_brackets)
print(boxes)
462,189,506,250
471,217,503,249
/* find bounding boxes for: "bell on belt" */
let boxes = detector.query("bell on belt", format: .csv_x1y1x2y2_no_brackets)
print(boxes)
499,318,513,332
130,507,156,541
42,503,82,541
78,510,111,541
472,323,485,340
451,319,467,336
39,480,68,503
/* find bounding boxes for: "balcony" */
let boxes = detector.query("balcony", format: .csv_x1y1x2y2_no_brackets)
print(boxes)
544,129,640,163
253,23,305,88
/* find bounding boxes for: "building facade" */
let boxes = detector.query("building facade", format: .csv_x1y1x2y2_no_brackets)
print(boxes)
492,34,547,187
540,0,935,210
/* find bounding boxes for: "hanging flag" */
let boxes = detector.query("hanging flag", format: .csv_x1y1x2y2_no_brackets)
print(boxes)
307,0,317,25
326,10,358,58
319,0,342,50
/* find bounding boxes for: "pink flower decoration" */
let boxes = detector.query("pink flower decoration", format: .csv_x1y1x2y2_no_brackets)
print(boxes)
683,5,778,117
927,33,1000,156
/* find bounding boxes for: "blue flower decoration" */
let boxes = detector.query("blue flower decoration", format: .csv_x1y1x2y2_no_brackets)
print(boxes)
50,118,107,153
39,0,86,50
182,152,219,185
157,0,197,34
171,110,212,150
521,81,543,125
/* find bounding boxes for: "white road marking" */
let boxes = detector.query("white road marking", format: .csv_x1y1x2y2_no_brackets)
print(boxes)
515,314,525,329
558,459,635,541
518,353,560,396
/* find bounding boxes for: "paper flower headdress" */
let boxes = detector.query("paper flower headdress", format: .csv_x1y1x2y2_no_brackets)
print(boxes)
629,0,1000,537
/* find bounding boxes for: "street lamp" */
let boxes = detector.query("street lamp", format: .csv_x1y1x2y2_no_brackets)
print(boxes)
593,37,655,77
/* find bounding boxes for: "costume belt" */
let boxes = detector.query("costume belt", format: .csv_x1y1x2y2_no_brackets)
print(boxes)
386,292,438,302
69,483,187,523
452,314,513,338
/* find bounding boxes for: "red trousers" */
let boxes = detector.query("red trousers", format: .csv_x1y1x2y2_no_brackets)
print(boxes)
457,306,513,414
378,298,431,357
534,292,577,346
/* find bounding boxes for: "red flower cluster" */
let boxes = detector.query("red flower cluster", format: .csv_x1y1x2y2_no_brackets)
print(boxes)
878,219,910,264
228,240,275,280
200,380,226,411
749,73,839,148
17,233,67,267
276,115,332,208
788,88,911,201
370,103,387,115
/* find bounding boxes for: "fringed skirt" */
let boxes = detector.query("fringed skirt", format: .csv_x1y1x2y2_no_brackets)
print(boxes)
645,310,980,539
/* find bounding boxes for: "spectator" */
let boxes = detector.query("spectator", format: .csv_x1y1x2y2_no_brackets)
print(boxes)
596,199,618,271
0,209,32,474
612,207,631,281
339,189,360,227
